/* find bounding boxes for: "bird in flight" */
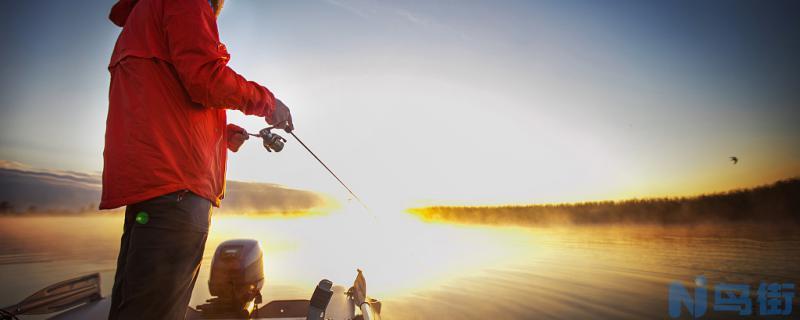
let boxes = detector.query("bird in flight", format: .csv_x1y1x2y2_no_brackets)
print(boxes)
730,156,738,164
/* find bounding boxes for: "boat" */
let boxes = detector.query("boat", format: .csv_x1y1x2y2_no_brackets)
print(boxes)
0,239,382,320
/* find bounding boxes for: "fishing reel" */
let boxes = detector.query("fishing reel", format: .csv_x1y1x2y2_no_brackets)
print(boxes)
250,127,287,152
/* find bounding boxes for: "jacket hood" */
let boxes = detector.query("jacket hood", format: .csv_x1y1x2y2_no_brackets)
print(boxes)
109,0,140,27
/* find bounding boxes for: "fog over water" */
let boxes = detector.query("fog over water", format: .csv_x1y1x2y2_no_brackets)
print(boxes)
1,212,798,319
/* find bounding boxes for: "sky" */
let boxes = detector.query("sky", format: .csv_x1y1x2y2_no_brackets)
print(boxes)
1,0,798,208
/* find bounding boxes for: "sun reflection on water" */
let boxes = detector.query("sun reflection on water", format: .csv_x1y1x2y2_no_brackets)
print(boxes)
2,214,799,319
203,207,535,300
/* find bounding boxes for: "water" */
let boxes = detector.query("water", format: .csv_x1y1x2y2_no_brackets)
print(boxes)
1,213,798,319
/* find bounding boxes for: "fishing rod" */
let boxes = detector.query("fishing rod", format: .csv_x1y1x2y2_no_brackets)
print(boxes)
247,127,370,213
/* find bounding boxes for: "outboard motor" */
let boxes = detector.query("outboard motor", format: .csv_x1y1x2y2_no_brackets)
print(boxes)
196,239,264,318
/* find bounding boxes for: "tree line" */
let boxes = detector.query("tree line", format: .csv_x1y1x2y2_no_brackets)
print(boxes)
408,178,800,226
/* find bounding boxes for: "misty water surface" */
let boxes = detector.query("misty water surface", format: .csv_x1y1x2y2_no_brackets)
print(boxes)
1,213,798,319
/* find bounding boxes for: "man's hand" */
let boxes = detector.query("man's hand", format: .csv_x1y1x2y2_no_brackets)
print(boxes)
226,123,249,152
267,99,294,133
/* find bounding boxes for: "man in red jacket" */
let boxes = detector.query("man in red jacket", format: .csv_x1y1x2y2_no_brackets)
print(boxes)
102,0,292,319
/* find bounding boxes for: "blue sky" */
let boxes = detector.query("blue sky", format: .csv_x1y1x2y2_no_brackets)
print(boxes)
1,0,798,206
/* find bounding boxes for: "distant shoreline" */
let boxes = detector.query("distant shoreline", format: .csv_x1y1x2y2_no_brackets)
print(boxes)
0,209,325,218
407,178,800,226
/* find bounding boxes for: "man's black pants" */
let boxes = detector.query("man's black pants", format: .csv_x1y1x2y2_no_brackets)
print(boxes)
109,190,211,320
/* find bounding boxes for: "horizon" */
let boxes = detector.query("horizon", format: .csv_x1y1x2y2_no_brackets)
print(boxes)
0,159,796,214
2,2,799,319
1,1,799,208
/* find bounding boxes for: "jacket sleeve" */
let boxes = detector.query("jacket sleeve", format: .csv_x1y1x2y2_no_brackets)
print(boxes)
162,0,275,118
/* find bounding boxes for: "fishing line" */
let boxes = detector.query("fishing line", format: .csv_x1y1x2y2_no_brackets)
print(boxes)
247,127,373,217
289,132,370,211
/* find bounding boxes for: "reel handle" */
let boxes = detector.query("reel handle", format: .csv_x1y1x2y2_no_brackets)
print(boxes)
248,127,286,152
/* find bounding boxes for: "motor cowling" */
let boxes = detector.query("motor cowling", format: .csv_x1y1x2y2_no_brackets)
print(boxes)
208,239,264,306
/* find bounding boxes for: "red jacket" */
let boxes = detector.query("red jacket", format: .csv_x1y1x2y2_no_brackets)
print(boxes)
100,0,275,209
